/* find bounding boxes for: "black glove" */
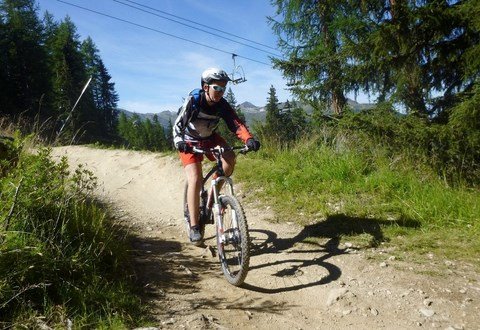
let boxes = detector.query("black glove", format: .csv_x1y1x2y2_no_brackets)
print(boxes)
176,141,191,153
246,138,260,151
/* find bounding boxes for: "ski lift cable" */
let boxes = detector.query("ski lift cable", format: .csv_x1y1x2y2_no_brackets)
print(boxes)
113,0,282,58
116,0,280,53
56,0,272,66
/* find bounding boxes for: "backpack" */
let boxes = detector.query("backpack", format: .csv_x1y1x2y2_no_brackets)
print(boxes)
189,88,202,112
177,88,202,117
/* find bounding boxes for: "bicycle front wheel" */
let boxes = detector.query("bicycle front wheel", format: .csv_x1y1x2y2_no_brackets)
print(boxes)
216,195,250,286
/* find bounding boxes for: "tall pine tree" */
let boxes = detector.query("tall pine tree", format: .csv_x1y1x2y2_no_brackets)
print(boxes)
264,85,283,142
47,17,96,142
81,37,119,140
269,0,351,115
270,0,480,118
0,0,52,120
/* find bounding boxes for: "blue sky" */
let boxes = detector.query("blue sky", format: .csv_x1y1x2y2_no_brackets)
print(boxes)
36,0,293,114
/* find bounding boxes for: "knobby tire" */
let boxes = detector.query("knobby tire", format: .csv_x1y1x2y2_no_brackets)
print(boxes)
216,195,250,286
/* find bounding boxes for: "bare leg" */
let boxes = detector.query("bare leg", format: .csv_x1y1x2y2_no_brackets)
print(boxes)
184,162,202,227
222,150,236,177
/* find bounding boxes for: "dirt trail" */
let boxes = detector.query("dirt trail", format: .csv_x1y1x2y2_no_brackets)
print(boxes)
52,146,479,330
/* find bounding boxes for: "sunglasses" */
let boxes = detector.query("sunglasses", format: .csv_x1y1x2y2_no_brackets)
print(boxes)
209,84,226,92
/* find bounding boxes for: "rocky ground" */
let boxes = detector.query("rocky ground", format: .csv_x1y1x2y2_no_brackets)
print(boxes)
52,146,479,330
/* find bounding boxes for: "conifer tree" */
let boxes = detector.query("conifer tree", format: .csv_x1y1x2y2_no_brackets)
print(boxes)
47,17,96,142
0,0,52,120
270,0,480,118
269,0,349,115
283,100,307,142
117,111,129,146
151,114,167,151
81,37,119,140
0,10,10,114
143,118,154,150
264,85,283,142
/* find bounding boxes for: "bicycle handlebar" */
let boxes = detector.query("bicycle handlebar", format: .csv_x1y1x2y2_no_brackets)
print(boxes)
191,145,250,155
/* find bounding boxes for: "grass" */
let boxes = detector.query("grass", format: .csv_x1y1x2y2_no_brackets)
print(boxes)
235,135,480,268
0,137,147,328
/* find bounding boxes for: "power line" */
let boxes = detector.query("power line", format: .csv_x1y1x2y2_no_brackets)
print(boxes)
115,0,281,54
113,0,282,58
56,0,272,66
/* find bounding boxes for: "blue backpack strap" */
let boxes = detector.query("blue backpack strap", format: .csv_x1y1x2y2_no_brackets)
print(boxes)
188,88,202,120
176,88,202,116
190,88,202,109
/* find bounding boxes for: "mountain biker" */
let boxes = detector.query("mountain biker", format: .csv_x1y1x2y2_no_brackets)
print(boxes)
173,67,260,244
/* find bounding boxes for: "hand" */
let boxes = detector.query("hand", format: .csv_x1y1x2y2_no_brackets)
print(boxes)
246,138,260,151
176,141,191,153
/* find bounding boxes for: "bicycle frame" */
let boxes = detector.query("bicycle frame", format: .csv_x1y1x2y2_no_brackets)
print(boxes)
202,151,234,235
187,145,251,286
194,145,246,231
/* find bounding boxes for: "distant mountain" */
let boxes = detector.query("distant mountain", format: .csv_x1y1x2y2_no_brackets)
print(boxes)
118,98,375,129
118,108,176,128
347,99,375,112
237,102,266,125
238,101,262,112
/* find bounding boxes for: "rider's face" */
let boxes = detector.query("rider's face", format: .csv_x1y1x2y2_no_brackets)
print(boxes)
204,80,227,103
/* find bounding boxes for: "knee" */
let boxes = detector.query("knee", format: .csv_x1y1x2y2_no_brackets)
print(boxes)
225,167,234,177
224,161,235,177
185,163,202,186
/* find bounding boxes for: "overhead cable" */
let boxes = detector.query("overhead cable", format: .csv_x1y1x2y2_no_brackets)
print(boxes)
115,0,281,54
56,0,272,66
113,0,282,58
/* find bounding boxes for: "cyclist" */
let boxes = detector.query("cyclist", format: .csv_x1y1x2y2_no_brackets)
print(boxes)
173,67,260,244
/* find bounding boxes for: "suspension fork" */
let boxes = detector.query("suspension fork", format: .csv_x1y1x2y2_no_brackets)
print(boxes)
210,176,234,239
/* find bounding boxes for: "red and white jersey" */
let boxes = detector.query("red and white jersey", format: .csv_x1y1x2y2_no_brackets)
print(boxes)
173,90,252,145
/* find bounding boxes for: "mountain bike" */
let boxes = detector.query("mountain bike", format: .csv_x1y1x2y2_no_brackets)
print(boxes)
183,145,251,286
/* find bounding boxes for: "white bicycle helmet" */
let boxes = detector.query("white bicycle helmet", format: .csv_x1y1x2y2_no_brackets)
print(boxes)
201,67,231,86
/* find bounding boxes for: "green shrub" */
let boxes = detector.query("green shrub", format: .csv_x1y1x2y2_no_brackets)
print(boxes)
330,102,479,186
0,133,22,177
0,147,142,328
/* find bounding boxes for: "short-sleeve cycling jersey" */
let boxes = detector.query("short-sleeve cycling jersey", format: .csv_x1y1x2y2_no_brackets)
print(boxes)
173,90,252,146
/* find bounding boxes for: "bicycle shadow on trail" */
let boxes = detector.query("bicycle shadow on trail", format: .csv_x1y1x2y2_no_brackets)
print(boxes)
243,214,420,294
128,230,295,317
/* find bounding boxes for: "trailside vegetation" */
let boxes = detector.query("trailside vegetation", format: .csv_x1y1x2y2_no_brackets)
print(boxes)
244,0,479,265
0,135,144,328
237,117,480,265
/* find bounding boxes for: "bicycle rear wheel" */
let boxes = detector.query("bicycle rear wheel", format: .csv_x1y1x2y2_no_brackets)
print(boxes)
216,195,250,286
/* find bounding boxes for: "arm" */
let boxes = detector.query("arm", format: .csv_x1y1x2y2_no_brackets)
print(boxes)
173,96,194,146
220,101,253,143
